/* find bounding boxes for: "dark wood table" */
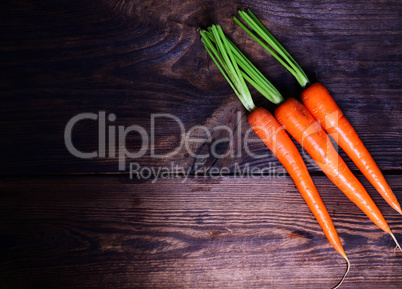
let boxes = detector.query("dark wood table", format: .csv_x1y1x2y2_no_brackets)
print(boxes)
1,1,401,288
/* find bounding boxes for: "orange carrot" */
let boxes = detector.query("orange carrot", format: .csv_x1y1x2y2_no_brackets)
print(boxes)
301,83,402,215
235,9,402,215
249,107,348,261
274,98,400,249
200,24,350,287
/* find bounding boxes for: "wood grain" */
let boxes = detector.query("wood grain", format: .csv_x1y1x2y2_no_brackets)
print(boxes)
1,1,401,288
0,0,401,174
0,175,401,288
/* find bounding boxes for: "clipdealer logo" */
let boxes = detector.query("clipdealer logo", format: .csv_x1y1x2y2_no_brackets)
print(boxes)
63,110,339,181
63,111,264,168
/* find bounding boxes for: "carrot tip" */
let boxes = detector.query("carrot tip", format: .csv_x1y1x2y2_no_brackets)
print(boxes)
332,256,350,289
389,232,402,253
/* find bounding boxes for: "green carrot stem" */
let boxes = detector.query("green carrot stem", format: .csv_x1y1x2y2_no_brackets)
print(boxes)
235,9,310,88
199,25,284,111
200,26,255,111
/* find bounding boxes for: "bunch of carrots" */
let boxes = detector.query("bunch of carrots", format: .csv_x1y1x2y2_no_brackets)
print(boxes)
199,9,401,288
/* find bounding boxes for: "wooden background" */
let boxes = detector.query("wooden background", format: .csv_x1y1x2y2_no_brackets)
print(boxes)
0,0,401,288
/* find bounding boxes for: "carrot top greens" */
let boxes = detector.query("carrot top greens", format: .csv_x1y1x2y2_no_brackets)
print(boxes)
234,9,310,88
199,25,284,112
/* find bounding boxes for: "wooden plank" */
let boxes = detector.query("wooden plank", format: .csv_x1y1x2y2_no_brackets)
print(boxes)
0,1,401,174
0,175,401,288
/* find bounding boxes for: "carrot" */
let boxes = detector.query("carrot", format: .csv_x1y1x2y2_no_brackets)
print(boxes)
235,9,401,250
301,83,402,215
249,107,349,262
275,98,399,246
234,8,402,216
199,24,350,288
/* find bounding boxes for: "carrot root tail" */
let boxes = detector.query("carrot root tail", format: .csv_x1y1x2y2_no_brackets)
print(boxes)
390,232,402,253
332,256,350,289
